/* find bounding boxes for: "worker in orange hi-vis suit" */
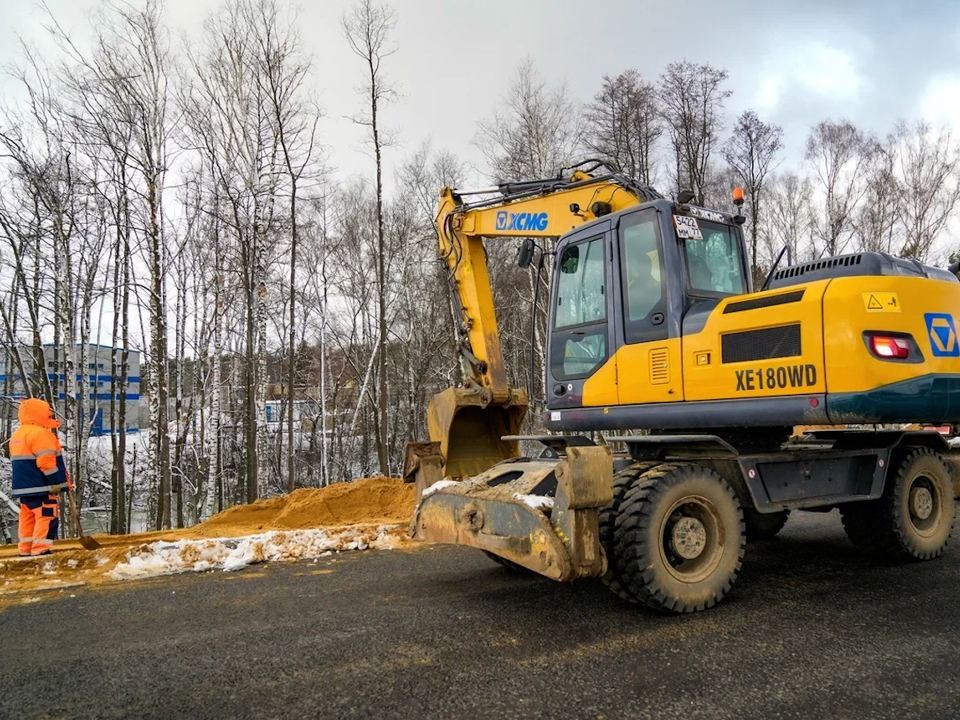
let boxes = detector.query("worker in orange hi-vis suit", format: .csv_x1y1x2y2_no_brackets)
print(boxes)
9,398,70,556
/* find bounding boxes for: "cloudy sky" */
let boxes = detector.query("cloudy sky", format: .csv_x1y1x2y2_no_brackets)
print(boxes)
1,0,959,191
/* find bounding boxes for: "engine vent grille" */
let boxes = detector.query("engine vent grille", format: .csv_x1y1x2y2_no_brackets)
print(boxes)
722,324,802,364
649,348,669,384
772,254,862,282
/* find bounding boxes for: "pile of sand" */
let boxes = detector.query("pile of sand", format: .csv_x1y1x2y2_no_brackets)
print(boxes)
191,476,415,537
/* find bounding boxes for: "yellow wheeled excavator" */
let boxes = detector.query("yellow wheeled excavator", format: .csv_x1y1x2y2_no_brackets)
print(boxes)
404,159,960,613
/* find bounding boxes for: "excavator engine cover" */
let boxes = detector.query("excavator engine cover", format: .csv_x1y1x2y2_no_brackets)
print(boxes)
427,386,528,479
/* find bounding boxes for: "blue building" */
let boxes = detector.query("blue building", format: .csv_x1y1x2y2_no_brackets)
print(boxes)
0,343,140,436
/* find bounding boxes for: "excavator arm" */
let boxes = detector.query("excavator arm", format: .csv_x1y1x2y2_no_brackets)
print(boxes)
426,162,658,478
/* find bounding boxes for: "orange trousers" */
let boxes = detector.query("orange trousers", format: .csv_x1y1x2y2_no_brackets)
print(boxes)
18,494,59,556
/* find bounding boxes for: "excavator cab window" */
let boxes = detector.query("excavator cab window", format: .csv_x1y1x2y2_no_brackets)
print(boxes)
620,210,667,345
551,236,608,379
683,221,747,296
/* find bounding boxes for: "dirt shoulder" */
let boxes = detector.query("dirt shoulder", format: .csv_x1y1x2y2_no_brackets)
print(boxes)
0,477,417,606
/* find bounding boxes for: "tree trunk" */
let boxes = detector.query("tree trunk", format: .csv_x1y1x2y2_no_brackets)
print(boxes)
286,184,298,491
148,176,171,531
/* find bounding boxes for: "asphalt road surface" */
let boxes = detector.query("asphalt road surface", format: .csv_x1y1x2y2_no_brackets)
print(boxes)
2,511,959,720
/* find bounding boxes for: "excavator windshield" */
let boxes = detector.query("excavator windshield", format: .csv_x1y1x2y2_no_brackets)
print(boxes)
681,219,748,295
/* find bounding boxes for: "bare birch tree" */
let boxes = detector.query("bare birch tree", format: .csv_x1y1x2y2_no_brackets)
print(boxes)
253,2,322,491
586,69,661,185
894,121,960,261
764,172,815,266
723,110,784,278
658,61,731,203
477,58,582,181
806,119,873,258
343,0,395,476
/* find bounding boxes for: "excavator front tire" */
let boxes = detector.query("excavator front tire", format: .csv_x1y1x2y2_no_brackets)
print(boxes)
612,463,745,613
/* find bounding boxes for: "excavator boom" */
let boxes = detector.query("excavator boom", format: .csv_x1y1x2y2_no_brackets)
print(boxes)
427,162,657,478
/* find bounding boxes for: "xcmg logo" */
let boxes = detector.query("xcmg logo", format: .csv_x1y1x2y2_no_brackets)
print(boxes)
495,211,549,232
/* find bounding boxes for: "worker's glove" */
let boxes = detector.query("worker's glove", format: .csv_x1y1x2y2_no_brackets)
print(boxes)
66,473,75,492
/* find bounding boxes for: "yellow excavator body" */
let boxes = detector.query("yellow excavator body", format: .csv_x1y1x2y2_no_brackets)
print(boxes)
406,160,960,612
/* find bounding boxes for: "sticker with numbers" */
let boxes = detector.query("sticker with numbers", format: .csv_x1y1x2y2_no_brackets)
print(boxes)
735,363,817,392
673,215,702,240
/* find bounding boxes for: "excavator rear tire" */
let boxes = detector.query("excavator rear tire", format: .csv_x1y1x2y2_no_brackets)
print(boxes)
840,447,954,561
600,463,660,602
745,509,790,541
613,463,745,613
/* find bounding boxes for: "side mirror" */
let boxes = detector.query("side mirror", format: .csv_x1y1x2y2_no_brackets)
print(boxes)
516,238,536,269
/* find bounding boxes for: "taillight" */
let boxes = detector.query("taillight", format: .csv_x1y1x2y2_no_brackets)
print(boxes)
869,334,910,359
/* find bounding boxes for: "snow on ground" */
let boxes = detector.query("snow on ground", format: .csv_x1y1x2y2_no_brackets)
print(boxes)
109,525,403,581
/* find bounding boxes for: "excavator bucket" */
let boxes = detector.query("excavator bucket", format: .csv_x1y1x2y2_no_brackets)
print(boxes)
427,386,528,479
411,444,614,581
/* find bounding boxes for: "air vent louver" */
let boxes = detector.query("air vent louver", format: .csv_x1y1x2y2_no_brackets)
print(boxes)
772,254,863,282
649,348,669,384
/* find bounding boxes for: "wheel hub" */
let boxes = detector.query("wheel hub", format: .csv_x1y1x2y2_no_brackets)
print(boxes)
910,485,934,521
671,516,707,560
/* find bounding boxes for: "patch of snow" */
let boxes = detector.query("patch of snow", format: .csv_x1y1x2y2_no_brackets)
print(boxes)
109,526,401,582
421,479,458,498
513,493,554,512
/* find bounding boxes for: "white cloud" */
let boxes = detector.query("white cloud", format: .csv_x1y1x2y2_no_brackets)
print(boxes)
919,74,960,131
753,75,785,113
750,41,864,116
794,43,864,99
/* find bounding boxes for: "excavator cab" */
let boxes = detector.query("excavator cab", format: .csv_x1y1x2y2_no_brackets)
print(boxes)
545,201,750,420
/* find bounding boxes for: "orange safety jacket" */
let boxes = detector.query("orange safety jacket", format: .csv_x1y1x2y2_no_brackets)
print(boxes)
9,398,67,498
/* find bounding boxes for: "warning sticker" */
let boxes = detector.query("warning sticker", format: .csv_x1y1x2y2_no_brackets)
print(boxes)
674,215,702,240
862,292,900,312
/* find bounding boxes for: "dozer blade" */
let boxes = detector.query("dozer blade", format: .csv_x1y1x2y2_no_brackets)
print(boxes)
411,445,614,582
427,386,527,478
